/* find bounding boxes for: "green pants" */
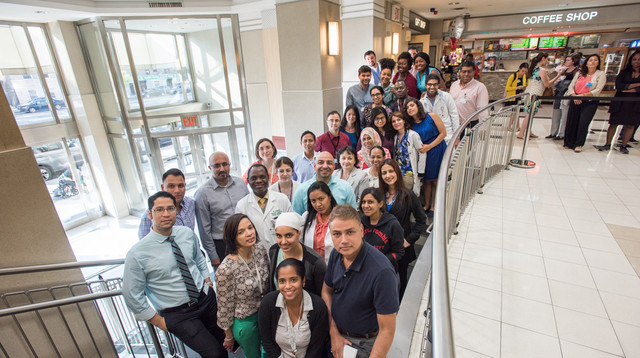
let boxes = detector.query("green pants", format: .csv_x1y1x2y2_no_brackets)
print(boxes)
232,312,261,358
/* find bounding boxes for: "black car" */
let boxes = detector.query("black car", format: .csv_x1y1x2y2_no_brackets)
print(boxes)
18,97,66,113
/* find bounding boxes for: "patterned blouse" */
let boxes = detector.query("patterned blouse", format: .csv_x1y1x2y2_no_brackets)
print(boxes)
394,132,412,175
215,244,270,330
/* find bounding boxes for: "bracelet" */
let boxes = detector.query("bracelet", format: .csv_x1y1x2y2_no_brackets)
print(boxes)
224,337,234,342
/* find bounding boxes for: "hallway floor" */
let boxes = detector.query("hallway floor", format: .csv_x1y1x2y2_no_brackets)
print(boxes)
448,107,640,357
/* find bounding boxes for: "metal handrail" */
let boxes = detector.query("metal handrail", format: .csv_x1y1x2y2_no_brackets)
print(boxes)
389,93,529,358
0,259,125,276
0,290,122,316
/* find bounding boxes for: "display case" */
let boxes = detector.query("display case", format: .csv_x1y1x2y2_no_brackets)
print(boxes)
599,47,629,94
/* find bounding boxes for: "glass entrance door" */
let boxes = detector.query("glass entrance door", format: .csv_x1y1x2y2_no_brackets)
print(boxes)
152,130,236,196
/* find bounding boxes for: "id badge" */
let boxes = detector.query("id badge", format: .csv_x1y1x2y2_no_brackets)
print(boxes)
460,98,467,104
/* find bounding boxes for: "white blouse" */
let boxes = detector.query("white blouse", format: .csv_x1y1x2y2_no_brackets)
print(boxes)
275,291,313,358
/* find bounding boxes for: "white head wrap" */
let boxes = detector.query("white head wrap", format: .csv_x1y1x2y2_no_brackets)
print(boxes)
275,212,303,231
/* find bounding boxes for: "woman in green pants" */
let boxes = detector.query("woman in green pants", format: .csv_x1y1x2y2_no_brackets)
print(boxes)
216,213,270,358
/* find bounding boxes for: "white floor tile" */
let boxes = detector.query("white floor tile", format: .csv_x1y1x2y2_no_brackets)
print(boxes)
537,226,579,246
540,241,587,265
560,340,624,358
548,280,608,318
590,267,640,299
452,281,501,321
544,258,596,289
574,232,624,255
599,291,640,327
455,345,493,358
569,217,612,236
461,243,503,268
611,320,640,358
502,293,557,337
457,260,502,291
582,248,637,275
502,250,546,277
452,309,501,358
535,213,572,230
501,323,561,358
502,234,542,256
554,307,623,356
502,269,551,304
502,221,539,240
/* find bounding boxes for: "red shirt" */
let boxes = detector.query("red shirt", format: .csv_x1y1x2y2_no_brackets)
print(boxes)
315,131,351,158
392,71,419,99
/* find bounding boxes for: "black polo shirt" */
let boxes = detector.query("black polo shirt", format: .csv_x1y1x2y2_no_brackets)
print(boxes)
324,241,399,335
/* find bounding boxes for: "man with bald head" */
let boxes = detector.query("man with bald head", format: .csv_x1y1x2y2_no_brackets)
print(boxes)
291,151,357,214
195,152,249,267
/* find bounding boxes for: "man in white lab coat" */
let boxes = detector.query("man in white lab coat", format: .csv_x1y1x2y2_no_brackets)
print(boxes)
235,163,292,248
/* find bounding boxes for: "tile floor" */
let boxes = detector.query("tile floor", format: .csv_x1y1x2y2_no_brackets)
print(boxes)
447,107,640,358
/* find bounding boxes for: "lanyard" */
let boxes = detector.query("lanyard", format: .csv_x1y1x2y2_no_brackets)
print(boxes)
237,248,263,296
329,132,342,155
278,182,292,202
284,298,304,357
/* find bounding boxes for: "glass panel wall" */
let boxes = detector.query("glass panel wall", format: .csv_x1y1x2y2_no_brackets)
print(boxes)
0,22,104,229
77,15,253,212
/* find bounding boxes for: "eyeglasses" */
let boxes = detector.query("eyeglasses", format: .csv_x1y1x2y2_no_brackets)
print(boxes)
426,83,439,87
460,70,474,74
374,116,386,122
151,206,176,214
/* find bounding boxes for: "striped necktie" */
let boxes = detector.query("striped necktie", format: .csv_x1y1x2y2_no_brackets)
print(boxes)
169,236,200,302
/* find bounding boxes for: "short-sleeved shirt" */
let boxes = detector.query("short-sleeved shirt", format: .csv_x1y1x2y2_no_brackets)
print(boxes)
324,241,399,335
449,79,489,123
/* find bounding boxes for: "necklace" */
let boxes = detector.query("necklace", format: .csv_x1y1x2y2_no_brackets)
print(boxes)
237,247,263,297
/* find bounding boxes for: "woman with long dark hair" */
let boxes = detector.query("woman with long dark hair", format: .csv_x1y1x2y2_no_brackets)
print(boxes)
259,259,329,358
341,105,361,148
359,187,405,272
563,54,606,152
379,58,397,105
595,50,640,154
517,53,566,139
404,98,447,217
216,214,270,358
361,86,392,128
390,111,425,194
301,182,337,262
504,62,528,105
378,159,426,299
415,52,446,96
547,54,581,140
369,106,394,154
393,51,419,99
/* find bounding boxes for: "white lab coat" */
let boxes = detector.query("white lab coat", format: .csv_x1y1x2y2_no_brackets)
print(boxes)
301,211,334,263
235,190,292,249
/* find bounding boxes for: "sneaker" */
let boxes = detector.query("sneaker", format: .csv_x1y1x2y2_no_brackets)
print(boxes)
619,145,629,154
594,145,610,151
630,138,639,144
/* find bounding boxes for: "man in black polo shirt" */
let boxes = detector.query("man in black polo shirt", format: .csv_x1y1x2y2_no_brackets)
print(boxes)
321,205,399,358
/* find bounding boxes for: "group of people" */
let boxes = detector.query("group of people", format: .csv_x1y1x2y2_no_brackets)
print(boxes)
506,50,640,154
121,47,528,358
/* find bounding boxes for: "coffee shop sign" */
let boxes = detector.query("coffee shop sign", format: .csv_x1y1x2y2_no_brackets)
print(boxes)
522,11,598,25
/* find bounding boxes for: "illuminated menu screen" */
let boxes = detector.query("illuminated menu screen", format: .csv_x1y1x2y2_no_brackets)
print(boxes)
511,38,539,51
538,36,567,49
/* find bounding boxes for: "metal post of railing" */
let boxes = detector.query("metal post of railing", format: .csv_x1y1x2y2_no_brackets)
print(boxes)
478,113,495,193
509,95,538,169
147,322,166,356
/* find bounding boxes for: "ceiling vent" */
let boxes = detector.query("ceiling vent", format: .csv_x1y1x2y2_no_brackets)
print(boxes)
148,1,183,8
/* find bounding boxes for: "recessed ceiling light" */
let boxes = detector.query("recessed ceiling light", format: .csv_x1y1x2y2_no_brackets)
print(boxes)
35,10,48,14
448,2,460,5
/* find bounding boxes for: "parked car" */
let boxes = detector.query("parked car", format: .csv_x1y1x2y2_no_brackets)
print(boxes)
169,83,192,94
141,86,170,98
32,140,84,181
17,97,66,113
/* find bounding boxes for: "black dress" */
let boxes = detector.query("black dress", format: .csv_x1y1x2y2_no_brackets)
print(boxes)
609,70,640,126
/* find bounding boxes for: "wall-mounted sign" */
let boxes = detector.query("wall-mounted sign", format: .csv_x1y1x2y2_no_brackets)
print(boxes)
389,4,402,22
181,114,197,127
409,11,429,34
522,11,597,25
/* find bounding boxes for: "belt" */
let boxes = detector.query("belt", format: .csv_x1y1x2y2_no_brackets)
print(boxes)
159,291,206,314
339,328,378,339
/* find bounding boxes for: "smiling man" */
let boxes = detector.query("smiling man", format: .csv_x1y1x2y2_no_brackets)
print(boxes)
235,163,292,249
419,74,460,145
291,152,357,215
449,60,489,127
346,65,375,115
315,111,351,161
138,169,196,239
123,191,227,358
321,205,398,358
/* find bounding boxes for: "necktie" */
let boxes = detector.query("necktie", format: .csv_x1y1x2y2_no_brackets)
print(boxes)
169,236,200,302
258,197,267,212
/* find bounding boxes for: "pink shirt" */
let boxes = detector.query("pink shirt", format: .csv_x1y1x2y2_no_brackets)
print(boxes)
449,79,489,123
574,74,593,95
313,213,329,259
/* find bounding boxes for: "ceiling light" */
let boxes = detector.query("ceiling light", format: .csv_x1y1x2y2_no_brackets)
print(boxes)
35,10,48,14
448,2,460,5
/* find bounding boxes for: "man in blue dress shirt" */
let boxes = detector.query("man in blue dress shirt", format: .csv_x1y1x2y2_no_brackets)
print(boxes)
123,191,227,358
138,168,196,239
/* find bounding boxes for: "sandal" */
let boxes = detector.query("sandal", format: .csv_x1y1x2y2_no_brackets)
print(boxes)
529,133,539,139
574,147,582,153
516,135,524,139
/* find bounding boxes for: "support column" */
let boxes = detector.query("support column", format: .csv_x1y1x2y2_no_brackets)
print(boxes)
276,0,342,156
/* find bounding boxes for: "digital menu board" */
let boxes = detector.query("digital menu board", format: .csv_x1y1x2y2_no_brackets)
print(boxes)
511,38,539,51
567,34,601,49
538,36,567,49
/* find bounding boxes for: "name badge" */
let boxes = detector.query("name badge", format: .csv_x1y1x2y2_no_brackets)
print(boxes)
459,98,467,104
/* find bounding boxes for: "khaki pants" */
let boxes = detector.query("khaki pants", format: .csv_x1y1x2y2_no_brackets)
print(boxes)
403,173,414,191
